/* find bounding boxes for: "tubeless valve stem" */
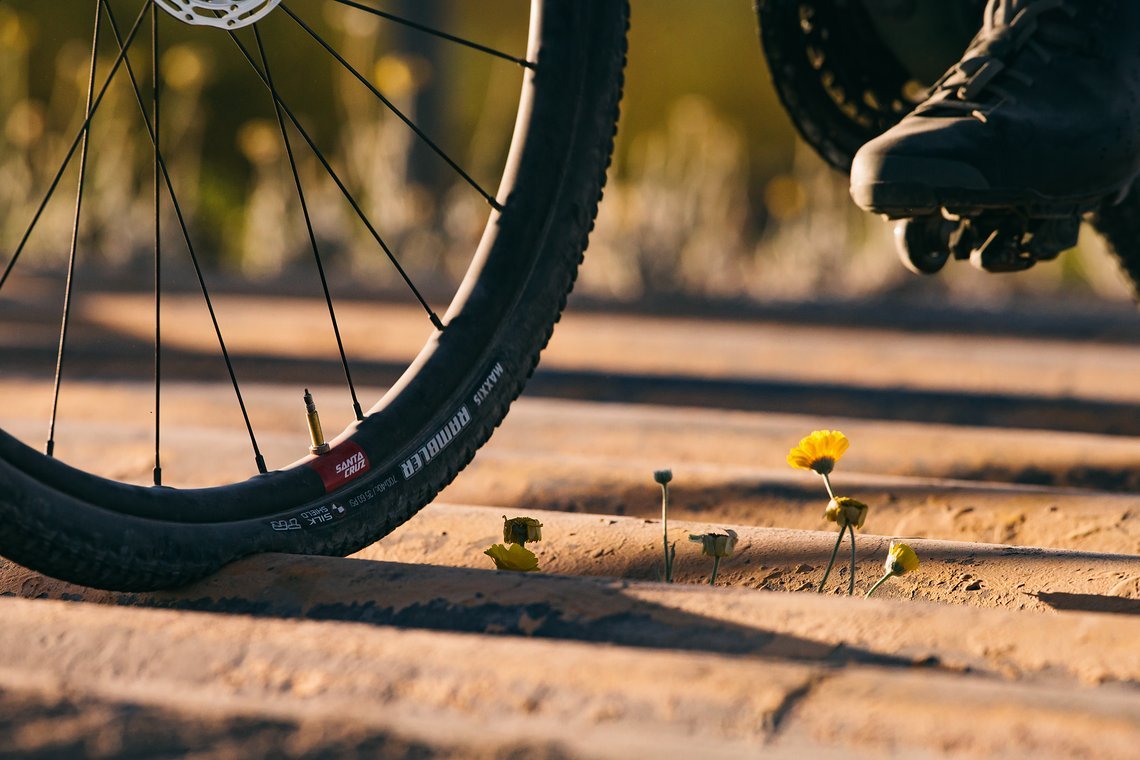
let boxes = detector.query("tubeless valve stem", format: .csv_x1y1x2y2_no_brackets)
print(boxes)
304,388,330,455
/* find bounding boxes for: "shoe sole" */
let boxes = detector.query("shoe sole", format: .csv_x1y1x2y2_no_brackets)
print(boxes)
852,179,1136,220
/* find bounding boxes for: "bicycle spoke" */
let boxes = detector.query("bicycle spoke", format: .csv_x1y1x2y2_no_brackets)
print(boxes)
330,0,534,70
102,1,268,477
46,1,103,459
225,28,445,330
280,3,504,212
0,0,151,294
254,26,364,421
152,5,162,486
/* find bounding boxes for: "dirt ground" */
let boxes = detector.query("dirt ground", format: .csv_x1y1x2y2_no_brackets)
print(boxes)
1,288,1139,757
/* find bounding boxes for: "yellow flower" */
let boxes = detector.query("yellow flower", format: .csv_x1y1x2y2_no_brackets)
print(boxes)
484,543,539,572
865,541,920,598
885,542,920,576
502,516,543,544
787,430,849,475
688,531,737,558
824,496,868,530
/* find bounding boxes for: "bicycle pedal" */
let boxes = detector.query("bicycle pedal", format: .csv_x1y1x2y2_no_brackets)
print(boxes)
894,210,1081,275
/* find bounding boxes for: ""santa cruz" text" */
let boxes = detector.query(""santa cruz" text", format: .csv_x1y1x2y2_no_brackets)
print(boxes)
334,450,367,480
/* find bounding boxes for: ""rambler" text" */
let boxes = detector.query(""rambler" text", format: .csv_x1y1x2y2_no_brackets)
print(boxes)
400,405,471,479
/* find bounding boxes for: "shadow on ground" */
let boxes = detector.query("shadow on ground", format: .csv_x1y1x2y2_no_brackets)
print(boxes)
2,556,917,672
1034,591,1140,616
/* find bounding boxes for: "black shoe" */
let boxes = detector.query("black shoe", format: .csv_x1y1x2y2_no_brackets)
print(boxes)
850,0,1140,218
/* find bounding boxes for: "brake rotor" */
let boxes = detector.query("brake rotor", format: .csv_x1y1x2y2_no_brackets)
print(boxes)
155,0,283,29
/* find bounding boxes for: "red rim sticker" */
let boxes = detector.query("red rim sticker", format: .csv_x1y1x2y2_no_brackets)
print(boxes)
306,441,370,493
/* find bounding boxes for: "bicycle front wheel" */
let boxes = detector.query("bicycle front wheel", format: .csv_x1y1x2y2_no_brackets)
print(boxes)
0,0,627,590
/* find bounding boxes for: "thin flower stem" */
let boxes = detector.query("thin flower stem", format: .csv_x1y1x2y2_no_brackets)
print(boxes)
710,556,721,586
661,483,672,583
820,473,836,500
847,524,857,596
817,526,845,593
865,572,893,598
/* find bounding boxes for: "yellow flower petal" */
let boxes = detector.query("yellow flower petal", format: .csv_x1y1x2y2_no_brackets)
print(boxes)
885,541,919,576
787,430,849,475
484,543,539,572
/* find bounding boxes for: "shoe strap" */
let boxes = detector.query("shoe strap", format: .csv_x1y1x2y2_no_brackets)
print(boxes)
916,0,1086,119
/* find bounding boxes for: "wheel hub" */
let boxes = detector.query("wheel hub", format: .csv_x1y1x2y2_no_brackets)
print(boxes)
155,0,283,29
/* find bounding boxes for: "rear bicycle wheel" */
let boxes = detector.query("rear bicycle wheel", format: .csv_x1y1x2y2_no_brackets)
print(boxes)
1092,188,1140,297
0,0,627,590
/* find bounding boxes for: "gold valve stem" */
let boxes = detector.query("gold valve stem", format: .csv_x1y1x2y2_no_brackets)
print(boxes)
304,388,330,455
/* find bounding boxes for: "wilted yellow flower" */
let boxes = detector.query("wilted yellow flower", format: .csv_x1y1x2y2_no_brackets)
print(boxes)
502,515,543,544
787,430,849,475
885,541,920,576
824,496,868,530
689,532,737,558
484,543,539,572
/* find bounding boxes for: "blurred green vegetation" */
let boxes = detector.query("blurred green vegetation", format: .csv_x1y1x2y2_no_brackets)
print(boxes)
0,1,1132,303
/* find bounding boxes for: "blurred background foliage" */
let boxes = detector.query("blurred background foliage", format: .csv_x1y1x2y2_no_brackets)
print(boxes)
0,0,1133,305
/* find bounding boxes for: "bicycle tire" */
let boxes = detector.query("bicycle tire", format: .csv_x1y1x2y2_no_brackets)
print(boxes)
756,0,926,172
1091,188,1140,297
0,0,628,591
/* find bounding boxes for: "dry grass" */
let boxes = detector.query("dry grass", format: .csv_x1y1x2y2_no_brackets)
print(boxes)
1,3,1134,304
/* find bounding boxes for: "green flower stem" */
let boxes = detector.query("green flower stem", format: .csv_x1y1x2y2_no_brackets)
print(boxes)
661,482,673,583
865,572,894,598
710,556,721,586
847,524,857,596
817,526,845,593
820,472,836,500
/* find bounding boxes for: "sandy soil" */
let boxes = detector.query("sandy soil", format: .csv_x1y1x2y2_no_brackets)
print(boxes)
5,593,1136,759
1,289,1139,756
